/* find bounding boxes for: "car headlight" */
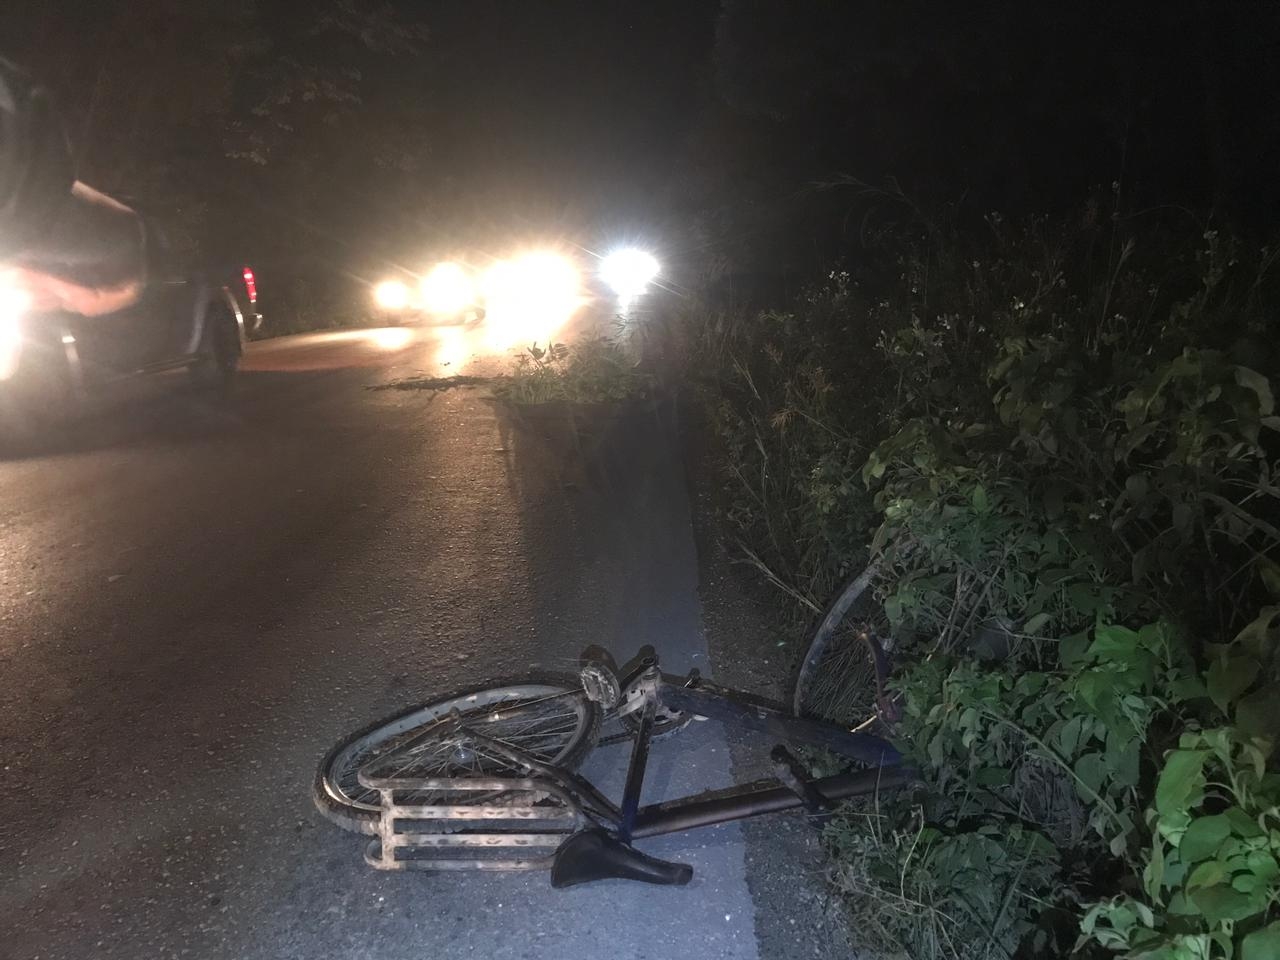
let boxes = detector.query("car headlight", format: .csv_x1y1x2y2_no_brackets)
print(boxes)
373,279,410,310
0,281,30,381
600,249,660,299
420,262,474,316
479,252,580,349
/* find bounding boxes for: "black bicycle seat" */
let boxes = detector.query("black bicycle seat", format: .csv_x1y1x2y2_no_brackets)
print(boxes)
550,830,693,888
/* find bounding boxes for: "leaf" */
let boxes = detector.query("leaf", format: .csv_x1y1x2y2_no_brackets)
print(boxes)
1155,749,1208,817
1236,684,1280,737
1090,624,1142,660
1022,611,1052,636
1206,654,1260,712
1056,714,1090,756
1180,815,1231,862
1120,420,1161,459
1186,859,1227,890
971,484,989,513
1061,630,1090,669
1107,735,1141,789
1125,473,1150,502
1144,835,1165,900
1234,872,1267,893
1258,557,1280,600
1246,850,1279,880
1075,752,1108,794
1224,806,1263,839
1190,884,1262,922
1233,606,1280,659
1236,366,1275,416
1075,669,1116,715
1068,583,1106,616
1243,924,1280,960
974,766,1011,787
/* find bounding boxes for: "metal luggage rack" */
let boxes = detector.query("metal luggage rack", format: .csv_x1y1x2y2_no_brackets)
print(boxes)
360,774,587,871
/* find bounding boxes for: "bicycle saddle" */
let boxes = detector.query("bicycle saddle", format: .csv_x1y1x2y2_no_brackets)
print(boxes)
550,830,693,888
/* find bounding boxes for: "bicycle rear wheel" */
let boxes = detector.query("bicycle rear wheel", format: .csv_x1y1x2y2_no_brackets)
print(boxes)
314,679,600,835
793,562,892,728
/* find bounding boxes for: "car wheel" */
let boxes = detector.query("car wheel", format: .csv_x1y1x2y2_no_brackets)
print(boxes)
189,306,240,393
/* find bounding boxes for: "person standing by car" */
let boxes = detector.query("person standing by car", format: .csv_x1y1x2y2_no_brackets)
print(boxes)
0,58,144,316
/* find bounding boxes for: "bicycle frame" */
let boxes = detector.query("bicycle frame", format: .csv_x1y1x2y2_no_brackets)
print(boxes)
355,653,914,881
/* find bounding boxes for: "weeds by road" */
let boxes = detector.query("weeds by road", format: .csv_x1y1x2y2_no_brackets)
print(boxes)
490,337,651,405
369,337,651,406
691,204,1280,960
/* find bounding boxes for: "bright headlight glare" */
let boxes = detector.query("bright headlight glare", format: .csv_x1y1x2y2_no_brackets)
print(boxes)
479,253,580,350
420,262,474,316
601,249,659,298
0,282,30,318
0,281,28,380
480,260,517,305
0,316,22,381
482,253,578,310
515,253,577,306
373,279,410,310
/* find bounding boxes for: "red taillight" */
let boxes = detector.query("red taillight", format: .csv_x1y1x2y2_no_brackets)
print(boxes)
242,266,258,304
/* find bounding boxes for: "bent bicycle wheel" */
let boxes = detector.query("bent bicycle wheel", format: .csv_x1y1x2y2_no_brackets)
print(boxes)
792,562,892,729
314,679,600,835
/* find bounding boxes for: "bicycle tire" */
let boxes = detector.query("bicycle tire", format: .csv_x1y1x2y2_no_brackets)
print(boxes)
314,676,600,835
792,561,891,727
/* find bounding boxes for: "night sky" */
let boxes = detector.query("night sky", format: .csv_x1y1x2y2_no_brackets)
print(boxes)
376,0,719,264
2,1,1278,286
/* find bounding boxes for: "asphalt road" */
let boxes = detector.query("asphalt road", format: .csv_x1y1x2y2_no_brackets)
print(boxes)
0,325,763,960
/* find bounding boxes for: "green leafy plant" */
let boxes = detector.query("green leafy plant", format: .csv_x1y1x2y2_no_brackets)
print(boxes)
692,207,1280,959
1079,606,1280,960
492,337,651,405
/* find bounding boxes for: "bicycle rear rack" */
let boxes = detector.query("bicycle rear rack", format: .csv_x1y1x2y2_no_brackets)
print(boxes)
358,774,587,872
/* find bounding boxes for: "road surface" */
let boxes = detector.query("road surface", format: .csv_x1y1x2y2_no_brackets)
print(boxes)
0,325,767,959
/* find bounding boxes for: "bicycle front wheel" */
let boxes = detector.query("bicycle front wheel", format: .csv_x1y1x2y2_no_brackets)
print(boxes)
314,679,600,834
793,562,891,727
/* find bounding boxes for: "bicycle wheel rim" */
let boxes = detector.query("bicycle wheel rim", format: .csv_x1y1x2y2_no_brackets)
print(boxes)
794,570,891,727
319,682,597,821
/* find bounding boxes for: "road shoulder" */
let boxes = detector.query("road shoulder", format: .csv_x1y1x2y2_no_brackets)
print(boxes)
679,394,855,960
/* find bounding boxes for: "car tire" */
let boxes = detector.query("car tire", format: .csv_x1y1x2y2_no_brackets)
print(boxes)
189,305,240,393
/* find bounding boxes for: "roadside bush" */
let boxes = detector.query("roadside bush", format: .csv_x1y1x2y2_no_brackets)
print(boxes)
695,207,1280,959
694,270,889,608
492,337,651,405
